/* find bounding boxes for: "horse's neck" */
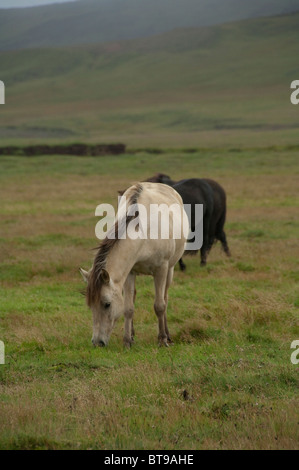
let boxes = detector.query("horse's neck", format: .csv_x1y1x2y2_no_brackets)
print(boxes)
105,239,140,286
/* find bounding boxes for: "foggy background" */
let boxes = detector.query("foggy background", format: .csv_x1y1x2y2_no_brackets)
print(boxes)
0,0,298,148
0,0,76,7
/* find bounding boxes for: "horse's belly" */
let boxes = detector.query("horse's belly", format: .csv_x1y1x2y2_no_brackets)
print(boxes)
131,261,155,275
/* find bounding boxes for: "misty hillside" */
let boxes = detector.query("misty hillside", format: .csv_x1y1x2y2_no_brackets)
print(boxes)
1,0,299,50
1,12,298,148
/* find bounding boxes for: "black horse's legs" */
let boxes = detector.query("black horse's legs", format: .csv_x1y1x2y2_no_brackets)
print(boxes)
213,209,230,257
200,231,209,265
200,247,208,266
219,230,231,257
179,258,186,271
200,218,211,266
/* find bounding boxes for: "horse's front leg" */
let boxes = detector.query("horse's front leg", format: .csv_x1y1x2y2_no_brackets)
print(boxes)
123,273,136,348
153,263,169,347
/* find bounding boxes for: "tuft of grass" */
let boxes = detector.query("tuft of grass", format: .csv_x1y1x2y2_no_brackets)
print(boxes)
236,262,255,272
241,230,265,239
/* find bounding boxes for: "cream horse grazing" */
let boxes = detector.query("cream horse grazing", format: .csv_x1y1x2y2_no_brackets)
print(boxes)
80,182,189,348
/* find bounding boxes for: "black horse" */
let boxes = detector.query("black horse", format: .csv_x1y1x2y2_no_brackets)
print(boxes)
146,173,230,270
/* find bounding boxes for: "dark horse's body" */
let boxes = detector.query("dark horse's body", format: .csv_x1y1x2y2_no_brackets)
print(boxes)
146,174,230,270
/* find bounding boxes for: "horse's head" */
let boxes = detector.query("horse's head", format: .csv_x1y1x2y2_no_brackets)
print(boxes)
118,173,175,196
80,267,124,347
145,173,174,185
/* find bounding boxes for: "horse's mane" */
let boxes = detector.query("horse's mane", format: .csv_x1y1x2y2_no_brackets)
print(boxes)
86,183,143,307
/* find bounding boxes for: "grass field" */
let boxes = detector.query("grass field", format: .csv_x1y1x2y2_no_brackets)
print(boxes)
0,147,298,450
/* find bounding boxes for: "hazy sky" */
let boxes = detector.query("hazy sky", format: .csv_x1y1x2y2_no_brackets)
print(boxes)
0,0,76,8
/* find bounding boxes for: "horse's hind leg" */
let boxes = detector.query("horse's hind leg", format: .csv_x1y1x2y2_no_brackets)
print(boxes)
164,267,174,343
131,286,137,341
216,212,231,257
153,263,170,347
200,212,212,266
179,258,186,271
220,230,231,257
123,273,136,348
207,217,217,254
200,234,209,266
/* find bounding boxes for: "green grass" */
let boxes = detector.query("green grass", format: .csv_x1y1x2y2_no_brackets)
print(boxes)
0,148,298,449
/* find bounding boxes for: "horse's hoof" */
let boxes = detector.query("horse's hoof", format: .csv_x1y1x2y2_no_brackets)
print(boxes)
123,339,132,349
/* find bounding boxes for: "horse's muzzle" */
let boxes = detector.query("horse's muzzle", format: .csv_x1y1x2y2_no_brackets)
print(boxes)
92,338,106,347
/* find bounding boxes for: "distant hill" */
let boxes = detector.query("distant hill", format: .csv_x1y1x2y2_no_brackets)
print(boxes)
1,13,299,148
1,0,299,50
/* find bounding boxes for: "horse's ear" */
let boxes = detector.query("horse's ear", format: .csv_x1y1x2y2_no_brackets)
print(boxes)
100,269,110,285
79,267,90,283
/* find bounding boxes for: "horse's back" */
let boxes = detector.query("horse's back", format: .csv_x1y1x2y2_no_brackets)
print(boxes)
139,181,183,206
120,182,188,271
